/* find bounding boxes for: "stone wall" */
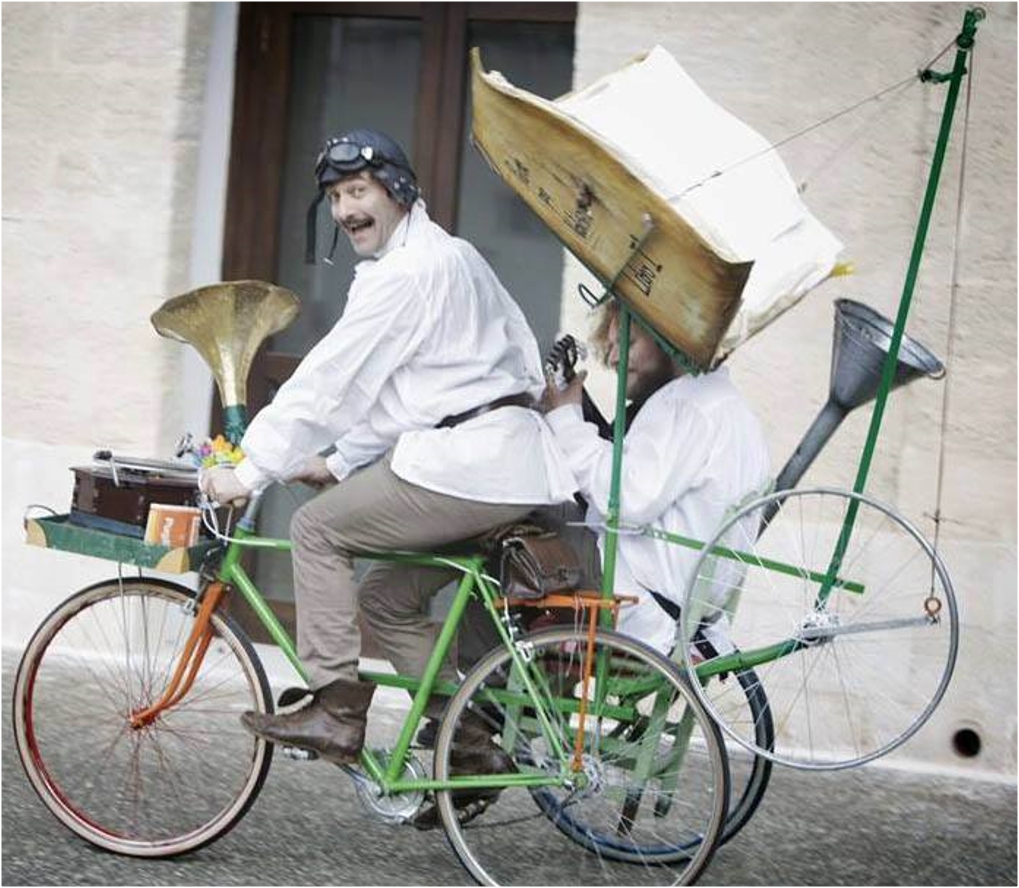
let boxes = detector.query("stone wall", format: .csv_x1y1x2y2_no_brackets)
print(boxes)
563,2,1016,776
2,3,223,646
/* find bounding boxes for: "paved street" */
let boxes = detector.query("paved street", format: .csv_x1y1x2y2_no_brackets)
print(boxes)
3,651,1015,886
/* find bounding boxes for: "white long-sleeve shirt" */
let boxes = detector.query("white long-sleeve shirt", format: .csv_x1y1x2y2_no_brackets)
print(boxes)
546,368,770,653
236,201,576,505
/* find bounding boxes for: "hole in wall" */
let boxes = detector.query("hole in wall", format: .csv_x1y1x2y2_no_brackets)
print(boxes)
952,727,981,758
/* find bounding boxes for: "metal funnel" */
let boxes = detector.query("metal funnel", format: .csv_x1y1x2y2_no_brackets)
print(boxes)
761,299,944,529
828,299,945,412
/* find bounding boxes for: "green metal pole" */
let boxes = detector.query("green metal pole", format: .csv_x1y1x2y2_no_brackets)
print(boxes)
642,525,865,594
600,305,631,628
380,561,484,784
818,7,983,601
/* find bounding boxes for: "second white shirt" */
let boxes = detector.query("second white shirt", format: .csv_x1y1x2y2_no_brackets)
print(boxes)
546,368,771,653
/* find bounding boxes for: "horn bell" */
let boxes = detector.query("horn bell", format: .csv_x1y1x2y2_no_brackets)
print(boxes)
151,280,301,441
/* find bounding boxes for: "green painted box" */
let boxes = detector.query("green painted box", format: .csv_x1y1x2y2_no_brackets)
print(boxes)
26,514,221,574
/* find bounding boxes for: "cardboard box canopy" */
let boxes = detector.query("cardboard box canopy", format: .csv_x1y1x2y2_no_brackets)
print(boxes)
470,47,842,369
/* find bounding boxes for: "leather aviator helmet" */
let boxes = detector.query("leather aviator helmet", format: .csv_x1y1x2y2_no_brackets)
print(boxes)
305,129,419,264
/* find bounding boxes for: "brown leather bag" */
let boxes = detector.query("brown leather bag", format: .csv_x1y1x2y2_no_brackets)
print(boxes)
495,524,582,600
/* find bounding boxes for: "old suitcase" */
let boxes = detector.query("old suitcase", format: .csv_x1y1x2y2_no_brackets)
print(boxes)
69,463,201,539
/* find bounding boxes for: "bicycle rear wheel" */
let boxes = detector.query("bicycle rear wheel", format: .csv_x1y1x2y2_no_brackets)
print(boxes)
13,577,273,856
436,627,729,886
680,487,959,769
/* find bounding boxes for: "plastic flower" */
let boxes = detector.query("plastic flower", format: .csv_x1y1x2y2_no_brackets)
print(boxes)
194,433,243,468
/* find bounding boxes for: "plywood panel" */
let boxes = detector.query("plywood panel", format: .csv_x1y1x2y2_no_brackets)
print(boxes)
471,49,753,369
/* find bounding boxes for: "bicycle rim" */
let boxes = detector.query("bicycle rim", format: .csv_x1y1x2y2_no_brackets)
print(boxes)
13,578,273,856
436,627,729,885
680,487,959,770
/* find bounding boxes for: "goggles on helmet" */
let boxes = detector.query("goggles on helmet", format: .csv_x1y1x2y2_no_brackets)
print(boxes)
314,139,382,180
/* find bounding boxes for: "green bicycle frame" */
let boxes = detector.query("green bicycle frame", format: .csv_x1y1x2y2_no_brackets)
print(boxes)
216,526,583,793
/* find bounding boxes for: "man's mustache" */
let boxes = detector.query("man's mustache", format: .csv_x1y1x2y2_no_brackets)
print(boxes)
342,216,373,232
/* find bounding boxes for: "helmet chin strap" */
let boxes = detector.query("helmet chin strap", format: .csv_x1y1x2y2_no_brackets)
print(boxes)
304,191,345,266
325,224,340,266
305,191,324,264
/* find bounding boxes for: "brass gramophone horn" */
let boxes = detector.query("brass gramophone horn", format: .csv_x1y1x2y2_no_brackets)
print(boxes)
151,280,301,443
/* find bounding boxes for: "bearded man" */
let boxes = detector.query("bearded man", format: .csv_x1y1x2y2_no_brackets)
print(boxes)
542,304,770,654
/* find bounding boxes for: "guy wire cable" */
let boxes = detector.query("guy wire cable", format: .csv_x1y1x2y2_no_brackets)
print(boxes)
672,34,961,200
929,36,976,569
796,75,921,194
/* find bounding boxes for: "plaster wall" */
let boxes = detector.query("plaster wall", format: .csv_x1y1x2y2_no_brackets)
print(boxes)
564,2,1016,776
2,3,234,647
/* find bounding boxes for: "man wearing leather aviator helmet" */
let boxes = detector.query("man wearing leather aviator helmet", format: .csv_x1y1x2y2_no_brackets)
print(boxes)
305,130,420,262
200,129,575,816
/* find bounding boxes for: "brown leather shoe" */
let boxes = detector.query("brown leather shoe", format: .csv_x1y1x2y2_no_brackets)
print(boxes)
412,710,516,830
241,678,375,765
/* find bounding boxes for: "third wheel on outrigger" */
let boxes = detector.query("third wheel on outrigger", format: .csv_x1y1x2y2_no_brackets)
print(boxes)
435,627,730,886
679,487,959,770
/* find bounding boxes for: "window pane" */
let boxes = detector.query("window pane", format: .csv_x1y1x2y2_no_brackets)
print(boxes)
273,15,422,356
457,20,575,354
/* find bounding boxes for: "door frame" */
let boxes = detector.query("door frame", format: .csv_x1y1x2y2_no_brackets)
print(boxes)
218,2,575,642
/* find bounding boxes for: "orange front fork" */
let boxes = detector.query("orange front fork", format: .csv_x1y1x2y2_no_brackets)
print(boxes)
129,582,227,728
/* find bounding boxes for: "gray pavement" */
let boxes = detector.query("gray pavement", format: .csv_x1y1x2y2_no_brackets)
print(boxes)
3,650,1015,886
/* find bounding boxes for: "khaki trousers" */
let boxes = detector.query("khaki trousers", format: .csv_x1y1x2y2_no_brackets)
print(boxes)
290,451,533,697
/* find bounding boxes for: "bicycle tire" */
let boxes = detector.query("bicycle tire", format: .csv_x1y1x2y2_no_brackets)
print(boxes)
13,577,273,857
434,627,729,886
715,666,773,844
534,659,772,852
680,486,959,770
526,657,772,853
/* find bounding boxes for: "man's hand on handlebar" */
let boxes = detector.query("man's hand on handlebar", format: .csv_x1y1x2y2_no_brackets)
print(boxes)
199,464,251,508
289,455,337,491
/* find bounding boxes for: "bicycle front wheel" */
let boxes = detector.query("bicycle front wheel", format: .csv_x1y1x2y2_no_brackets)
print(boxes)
13,577,273,856
436,627,729,886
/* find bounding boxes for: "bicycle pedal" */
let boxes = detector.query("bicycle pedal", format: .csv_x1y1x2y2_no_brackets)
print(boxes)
457,797,492,827
281,745,319,761
414,718,439,749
